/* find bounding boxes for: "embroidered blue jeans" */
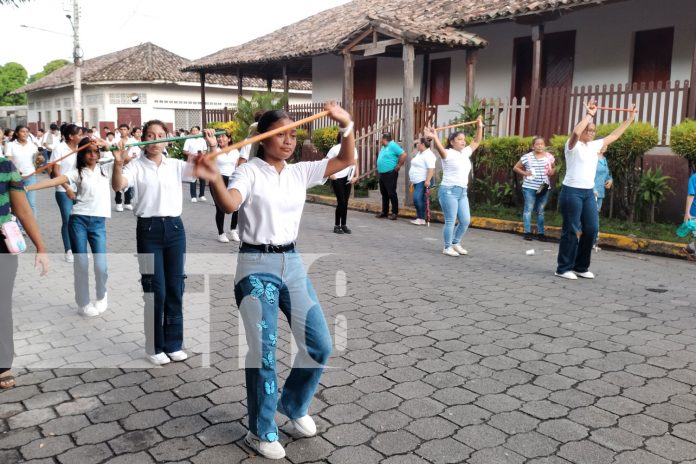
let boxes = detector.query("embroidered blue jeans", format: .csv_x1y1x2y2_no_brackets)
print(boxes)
235,247,332,442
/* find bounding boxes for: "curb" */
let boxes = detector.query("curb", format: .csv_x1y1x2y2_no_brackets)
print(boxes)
306,194,688,260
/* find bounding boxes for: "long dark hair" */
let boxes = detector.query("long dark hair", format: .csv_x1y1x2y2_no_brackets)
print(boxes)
11,125,27,141
446,131,465,149
75,137,104,182
61,123,81,143
256,110,293,160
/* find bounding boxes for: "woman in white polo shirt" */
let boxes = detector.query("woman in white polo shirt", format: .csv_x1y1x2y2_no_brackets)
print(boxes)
52,123,81,262
325,132,359,234
27,137,114,317
211,130,247,243
196,102,355,460
111,119,197,366
408,137,437,226
424,117,483,256
5,125,44,221
555,101,635,280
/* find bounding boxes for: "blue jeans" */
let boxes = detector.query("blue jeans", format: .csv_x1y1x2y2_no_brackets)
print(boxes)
413,181,429,220
17,176,37,232
595,197,605,245
136,216,186,355
438,185,470,249
69,215,108,307
556,186,599,274
55,191,75,252
522,187,549,234
235,247,332,442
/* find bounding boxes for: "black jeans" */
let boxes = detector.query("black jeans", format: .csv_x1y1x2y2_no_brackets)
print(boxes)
0,241,18,375
211,175,239,234
190,179,206,198
378,170,399,215
331,177,352,226
115,187,133,205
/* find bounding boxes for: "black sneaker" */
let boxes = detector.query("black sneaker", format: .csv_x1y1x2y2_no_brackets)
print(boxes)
537,234,547,242
388,214,398,220
375,213,388,218
341,225,352,234
333,226,344,234
523,233,533,241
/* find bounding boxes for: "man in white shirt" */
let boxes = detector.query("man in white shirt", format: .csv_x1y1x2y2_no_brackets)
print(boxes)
114,123,134,211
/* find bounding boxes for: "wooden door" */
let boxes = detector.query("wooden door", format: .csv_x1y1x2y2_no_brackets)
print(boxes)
353,58,377,129
542,31,576,89
632,27,673,84
117,108,141,128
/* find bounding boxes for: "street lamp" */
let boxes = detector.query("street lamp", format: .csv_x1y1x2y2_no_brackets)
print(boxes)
66,0,82,126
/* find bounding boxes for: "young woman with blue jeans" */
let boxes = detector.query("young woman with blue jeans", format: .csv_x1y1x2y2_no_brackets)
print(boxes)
199,103,356,460
52,124,82,261
555,101,635,280
408,138,436,225
424,118,483,257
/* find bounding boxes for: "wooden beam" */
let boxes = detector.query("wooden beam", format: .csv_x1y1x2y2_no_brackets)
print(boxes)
282,64,289,111
266,76,273,92
343,52,354,116
420,52,430,103
465,49,478,104
237,68,243,100
530,24,544,134
403,42,415,206
351,38,402,52
688,35,696,119
200,71,207,127
341,27,374,54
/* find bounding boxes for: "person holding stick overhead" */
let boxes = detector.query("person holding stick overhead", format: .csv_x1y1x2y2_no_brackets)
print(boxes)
27,137,114,317
195,102,355,460
111,119,193,366
211,129,247,243
555,101,636,280
52,124,81,262
424,116,483,257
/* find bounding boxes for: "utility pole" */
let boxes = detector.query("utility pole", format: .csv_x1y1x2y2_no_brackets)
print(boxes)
68,0,83,125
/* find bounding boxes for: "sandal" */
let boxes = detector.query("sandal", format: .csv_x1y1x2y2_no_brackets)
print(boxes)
0,373,15,389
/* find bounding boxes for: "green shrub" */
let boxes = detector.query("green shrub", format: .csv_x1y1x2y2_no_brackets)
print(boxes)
168,140,186,160
207,121,240,141
638,167,672,223
233,91,288,142
311,126,339,155
670,119,696,172
293,128,308,162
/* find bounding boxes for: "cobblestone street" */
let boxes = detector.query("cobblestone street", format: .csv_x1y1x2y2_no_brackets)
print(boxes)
1,185,695,464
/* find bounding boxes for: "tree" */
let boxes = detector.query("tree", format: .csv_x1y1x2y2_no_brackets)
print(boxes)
28,59,70,84
0,62,28,106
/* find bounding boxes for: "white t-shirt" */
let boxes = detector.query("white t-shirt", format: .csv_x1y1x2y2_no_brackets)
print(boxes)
127,137,142,159
563,139,604,189
409,149,437,184
229,157,328,245
325,144,358,179
6,140,40,176
53,142,78,192
47,130,61,151
183,137,207,156
440,146,473,188
216,148,247,177
122,155,186,217
65,164,114,218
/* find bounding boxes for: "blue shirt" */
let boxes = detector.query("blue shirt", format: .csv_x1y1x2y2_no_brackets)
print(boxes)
593,157,613,199
376,141,404,174
689,173,696,217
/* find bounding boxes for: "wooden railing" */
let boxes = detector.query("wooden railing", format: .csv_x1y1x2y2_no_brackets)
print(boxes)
480,97,530,137
354,116,404,182
205,106,235,124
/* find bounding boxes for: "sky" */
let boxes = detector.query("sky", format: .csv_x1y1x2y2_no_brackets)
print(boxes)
2,0,351,75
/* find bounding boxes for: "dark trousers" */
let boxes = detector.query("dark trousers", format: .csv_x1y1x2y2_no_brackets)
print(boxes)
0,242,19,374
211,175,238,234
115,187,133,205
556,186,599,274
378,170,399,215
190,179,206,198
136,216,186,355
331,177,352,226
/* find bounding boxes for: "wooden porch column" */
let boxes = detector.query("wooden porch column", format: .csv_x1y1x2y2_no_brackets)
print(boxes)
342,52,354,115
403,42,415,206
419,52,430,103
200,71,207,127
530,24,544,134
465,49,478,104
237,68,243,100
688,35,696,119
266,76,273,92
282,64,289,111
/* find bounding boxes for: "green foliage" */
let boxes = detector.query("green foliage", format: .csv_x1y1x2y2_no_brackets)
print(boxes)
311,126,339,155
478,136,531,175
27,59,69,84
293,128,308,162
450,96,494,137
638,167,672,223
0,62,28,105
207,120,240,140
233,91,288,142
167,140,186,161
356,174,378,192
670,119,696,173
474,176,515,207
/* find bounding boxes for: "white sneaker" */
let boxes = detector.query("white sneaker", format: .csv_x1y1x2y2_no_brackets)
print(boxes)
147,353,171,366
555,271,578,280
198,196,207,202
124,204,133,211
410,218,423,225
217,233,230,243
593,245,601,252
443,247,460,257
190,197,197,203
65,250,74,263
278,402,317,437
244,432,285,460
574,270,595,279
115,203,124,212
78,303,100,317
166,350,188,362
452,244,468,255
229,230,241,242
94,293,107,314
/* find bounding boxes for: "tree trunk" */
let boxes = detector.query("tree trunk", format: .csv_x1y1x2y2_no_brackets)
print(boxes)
650,203,655,223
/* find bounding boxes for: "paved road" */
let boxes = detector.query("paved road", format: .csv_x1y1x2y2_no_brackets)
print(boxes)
1,184,695,464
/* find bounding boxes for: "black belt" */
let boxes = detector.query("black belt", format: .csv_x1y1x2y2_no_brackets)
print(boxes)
241,242,295,253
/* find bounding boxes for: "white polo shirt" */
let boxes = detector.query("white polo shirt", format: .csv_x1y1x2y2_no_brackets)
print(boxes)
409,148,437,184
6,140,40,176
65,163,114,218
121,155,186,217
216,148,247,177
441,146,473,188
53,142,77,193
183,137,207,156
563,139,604,189
229,157,328,245
325,144,358,179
